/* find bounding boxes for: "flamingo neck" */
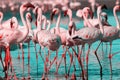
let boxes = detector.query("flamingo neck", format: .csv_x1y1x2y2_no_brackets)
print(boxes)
113,9,120,29
46,20,51,30
37,8,42,31
0,15,3,25
42,17,47,30
82,12,93,28
26,17,32,31
19,10,29,43
97,10,104,34
56,12,61,33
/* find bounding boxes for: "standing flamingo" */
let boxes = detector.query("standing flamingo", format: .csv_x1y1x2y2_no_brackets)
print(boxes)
99,5,120,79
0,2,35,79
35,8,61,76
70,6,107,80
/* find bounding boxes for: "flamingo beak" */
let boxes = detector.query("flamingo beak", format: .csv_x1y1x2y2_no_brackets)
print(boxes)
10,19,13,28
50,10,56,21
64,10,68,16
35,20,37,27
28,14,32,22
88,9,93,19
101,4,107,10
72,36,82,40
23,2,35,9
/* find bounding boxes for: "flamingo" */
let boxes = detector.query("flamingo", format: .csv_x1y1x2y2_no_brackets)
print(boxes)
99,5,120,78
0,2,35,79
35,8,61,76
0,11,18,29
85,0,111,28
70,6,108,80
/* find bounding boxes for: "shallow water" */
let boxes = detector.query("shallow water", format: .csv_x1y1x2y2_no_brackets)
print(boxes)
0,10,120,80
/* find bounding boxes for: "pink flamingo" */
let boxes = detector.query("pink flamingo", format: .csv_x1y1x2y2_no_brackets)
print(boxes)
63,8,86,79
85,0,111,28
71,6,108,80
99,5,120,78
0,2,35,79
35,8,62,76
0,11,18,29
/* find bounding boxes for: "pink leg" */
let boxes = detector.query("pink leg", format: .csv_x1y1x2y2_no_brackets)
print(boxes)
17,44,20,60
86,45,91,80
94,41,102,78
72,47,85,80
67,48,74,76
20,43,25,79
34,43,38,76
0,48,5,70
27,42,31,79
108,42,113,80
4,46,11,79
39,47,45,63
70,72,76,80
56,49,67,75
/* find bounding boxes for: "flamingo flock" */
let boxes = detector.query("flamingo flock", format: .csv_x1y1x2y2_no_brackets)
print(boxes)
0,0,120,80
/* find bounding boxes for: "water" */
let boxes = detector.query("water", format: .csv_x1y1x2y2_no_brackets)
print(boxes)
0,9,120,80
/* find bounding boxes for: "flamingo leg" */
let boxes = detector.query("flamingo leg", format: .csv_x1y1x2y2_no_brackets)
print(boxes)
17,44,20,60
38,46,45,63
34,43,38,77
94,41,102,78
20,43,25,79
86,45,91,80
56,48,67,75
72,47,85,80
27,42,31,79
67,48,74,76
72,47,76,71
63,47,68,78
4,46,11,79
109,42,113,79
0,48,5,70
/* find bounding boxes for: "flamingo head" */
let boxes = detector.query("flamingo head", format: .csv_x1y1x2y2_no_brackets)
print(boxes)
10,17,18,29
76,9,83,18
50,8,59,21
82,7,93,19
113,5,120,12
0,12,3,18
26,12,32,22
33,6,39,19
64,8,72,17
20,2,35,12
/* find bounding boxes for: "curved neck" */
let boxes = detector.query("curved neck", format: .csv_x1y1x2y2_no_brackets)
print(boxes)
56,12,61,33
113,9,120,29
20,11,27,28
19,8,29,43
97,10,104,34
0,14,3,25
82,12,93,28
26,17,32,31
42,16,47,30
47,20,51,30
37,8,42,31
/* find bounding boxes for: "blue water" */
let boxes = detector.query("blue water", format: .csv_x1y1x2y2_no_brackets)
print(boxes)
0,10,120,80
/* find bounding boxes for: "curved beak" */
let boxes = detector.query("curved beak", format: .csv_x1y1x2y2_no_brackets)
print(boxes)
23,2,35,9
64,10,68,16
50,10,56,21
101,4,107,10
